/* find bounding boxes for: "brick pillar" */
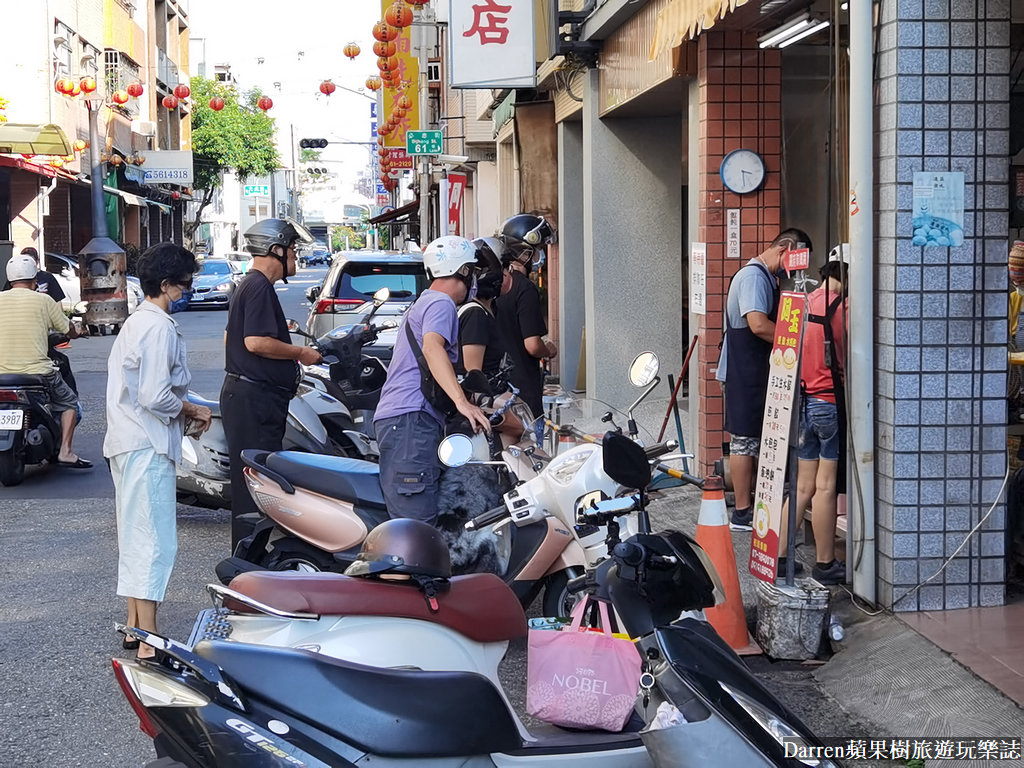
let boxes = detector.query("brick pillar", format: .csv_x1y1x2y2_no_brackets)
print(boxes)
696,31,783,475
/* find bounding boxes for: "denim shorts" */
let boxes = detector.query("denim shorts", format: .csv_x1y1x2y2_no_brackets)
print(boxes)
798,397,839,462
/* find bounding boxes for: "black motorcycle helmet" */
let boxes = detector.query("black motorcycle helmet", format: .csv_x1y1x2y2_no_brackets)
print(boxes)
344,518,452,579
472,237,506,300
499,214,556,272
243,218,314,284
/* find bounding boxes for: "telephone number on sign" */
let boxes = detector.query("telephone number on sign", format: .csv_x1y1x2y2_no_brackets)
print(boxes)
144,170,191,181
0,410,24,430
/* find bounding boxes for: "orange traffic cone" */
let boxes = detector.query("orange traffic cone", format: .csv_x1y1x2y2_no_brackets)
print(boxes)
695,475,761,655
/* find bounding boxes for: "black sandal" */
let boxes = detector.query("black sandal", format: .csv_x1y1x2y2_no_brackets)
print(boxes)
122,636,140,650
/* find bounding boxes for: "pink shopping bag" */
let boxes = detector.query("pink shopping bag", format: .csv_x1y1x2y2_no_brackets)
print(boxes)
526,597,642,731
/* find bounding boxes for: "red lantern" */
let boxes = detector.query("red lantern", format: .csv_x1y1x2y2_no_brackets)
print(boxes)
397,94,413,110
395,107,407,119
109,154,123,166
208,96,226,111
134,153,145,166
55,77,74,94
373,41,396,58
80,76,97,93
406,0,429,6
73,139,88,152
373,21,399,42
162,95,179,110
111,90,129,105
377,56,399,73
319,80,337,96
172,191,181,200
385,2,413,28
174,83,191,100
49,158,65,169
127,82,144,98
343,42,361,60
70,82,82,96
376,125,387,136
257,96,273,111
365,76,382,92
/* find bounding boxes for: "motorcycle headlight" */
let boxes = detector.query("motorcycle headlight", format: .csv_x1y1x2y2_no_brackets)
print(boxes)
548,450,591,485
721,683,839,768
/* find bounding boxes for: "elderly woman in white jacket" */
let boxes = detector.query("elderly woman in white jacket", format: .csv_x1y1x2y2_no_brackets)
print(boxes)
104,243,211,659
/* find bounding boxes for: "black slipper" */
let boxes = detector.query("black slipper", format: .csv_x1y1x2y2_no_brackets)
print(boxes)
56,457,93,469
122,637,140,650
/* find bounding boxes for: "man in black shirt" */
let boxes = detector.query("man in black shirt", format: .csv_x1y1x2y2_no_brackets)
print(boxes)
494,215,558,426
221,218,322,547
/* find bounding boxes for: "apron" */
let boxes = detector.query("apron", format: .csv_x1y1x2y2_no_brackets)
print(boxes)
723,261,780,439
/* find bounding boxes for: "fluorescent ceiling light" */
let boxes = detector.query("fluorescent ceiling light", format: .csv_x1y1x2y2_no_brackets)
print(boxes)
777,19,831,47
758,13,810,48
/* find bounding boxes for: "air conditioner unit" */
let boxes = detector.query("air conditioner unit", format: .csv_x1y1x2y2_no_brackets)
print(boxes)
132,120,157,137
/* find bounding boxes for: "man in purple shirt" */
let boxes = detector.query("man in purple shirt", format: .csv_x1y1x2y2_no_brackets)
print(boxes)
374,236,491,524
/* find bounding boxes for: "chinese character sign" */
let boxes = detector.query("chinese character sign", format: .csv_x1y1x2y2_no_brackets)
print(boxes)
382,0,420,149
749,291,806,583
690,243,707,316
727,209,740,259
446,172,467,235
912,171,965,247
450,0,536,88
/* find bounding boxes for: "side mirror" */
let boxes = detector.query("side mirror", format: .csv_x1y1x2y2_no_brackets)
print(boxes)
629,351,660,387
306,285,321,303
438,433,475,468
372,286,390,305
287,319,301,333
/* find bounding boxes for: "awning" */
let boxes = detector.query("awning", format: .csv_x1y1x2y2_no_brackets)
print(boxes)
147,199,172,214
119,191,148,207
0,154,65,179
0,123,73,156
650,0,750,59
368,198,420,225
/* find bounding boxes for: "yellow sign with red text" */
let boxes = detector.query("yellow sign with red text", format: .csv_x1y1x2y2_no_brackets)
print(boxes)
381,0,420,149
749,291,807,583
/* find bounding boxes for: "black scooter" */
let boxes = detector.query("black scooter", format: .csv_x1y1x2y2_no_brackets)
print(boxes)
113,432,837,767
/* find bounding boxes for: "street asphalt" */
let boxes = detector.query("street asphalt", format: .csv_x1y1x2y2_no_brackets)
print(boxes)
1,264,880,766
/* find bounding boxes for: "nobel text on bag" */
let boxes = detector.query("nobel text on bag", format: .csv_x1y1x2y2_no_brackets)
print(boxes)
526,597,642,731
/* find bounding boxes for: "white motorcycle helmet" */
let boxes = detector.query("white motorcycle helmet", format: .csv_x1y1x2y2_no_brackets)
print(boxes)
423,236,478,281
6,254,38,282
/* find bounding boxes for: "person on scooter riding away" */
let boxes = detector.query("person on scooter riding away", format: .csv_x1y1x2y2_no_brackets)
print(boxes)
0,254,90,468
374,235,491,526
495,214,557,437
456,237,511,382
221,218,323,548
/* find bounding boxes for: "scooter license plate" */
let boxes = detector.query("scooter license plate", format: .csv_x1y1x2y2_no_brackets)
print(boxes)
0,410,24,430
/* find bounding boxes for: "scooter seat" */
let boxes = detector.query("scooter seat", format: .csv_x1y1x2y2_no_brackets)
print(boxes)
227,571,528,644
0,373,48,386
266,451,386,509
186,391,220,418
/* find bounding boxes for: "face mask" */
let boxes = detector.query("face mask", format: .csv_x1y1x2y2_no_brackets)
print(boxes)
169,290,192,314
464,274,478,303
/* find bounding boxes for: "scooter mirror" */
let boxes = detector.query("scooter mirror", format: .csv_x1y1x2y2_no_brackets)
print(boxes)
628,351,660,388
437,433,475,467
287,319,301,333
373,286,391,305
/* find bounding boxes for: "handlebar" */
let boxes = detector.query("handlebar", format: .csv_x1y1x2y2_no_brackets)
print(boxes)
643,440,678,459
465,503,510,531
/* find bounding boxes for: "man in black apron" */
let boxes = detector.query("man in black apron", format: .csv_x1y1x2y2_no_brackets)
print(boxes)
719,229,812,537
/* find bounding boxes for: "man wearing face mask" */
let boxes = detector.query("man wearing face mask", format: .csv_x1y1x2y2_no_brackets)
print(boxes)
221,218,323,547
717,228,812,538
374,235,491,525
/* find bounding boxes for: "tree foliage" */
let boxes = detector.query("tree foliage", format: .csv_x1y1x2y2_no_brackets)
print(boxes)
187,75,280,237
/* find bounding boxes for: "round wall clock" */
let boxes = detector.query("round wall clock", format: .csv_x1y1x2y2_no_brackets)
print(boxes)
720,149,766,194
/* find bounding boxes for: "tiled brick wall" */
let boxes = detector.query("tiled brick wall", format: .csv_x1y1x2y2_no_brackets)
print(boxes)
875,0,1010,610
696,31,783,474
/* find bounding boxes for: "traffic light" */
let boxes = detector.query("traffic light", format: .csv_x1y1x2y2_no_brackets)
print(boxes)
305,166,329,176
299,138,329,149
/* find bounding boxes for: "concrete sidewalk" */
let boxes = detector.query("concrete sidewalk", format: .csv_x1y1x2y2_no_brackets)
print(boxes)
646,482,1024,768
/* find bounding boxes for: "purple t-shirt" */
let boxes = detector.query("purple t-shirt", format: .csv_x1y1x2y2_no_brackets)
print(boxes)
373,289,459,426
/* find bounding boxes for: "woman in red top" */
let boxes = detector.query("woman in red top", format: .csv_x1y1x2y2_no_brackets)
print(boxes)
785,253,848,584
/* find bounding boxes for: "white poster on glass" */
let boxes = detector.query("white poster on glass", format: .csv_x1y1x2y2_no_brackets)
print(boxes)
450,0,536,88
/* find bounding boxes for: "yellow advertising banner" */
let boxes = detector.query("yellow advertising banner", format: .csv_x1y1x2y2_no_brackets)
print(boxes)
380,5,420,148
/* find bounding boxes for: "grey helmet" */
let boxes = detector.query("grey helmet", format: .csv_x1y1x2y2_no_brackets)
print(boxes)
243,218,314,283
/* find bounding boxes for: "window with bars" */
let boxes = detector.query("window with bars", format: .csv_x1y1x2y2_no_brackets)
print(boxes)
104,49,141,116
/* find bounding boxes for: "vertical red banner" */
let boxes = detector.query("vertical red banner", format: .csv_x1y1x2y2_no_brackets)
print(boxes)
447,172,467,235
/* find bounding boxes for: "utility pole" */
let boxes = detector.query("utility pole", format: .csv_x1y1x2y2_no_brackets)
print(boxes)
417,18,430,245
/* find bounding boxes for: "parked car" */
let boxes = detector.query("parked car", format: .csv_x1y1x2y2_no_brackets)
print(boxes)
187,259,239,309
304,251,427,363
223,250,254,275
301,247,331,268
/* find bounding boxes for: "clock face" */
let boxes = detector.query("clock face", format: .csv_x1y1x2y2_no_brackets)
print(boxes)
720,149,766,195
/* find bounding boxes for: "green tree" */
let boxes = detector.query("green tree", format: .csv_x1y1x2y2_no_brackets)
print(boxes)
187,75,280,240
331,225,365,251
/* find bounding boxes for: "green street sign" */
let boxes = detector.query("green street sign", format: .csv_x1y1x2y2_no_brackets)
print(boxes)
406,130,443,155
243,184,270,197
